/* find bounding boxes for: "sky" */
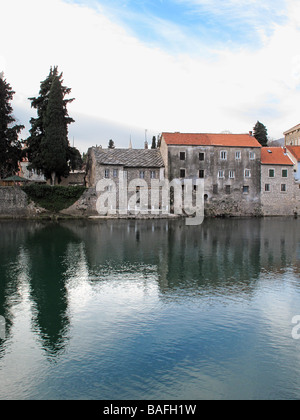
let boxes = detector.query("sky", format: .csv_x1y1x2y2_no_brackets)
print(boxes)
1,0,300,153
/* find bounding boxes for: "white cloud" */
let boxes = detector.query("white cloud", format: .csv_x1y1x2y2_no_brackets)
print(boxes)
1,0,300,152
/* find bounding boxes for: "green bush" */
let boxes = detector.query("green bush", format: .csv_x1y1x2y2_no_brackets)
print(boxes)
22,184,86,213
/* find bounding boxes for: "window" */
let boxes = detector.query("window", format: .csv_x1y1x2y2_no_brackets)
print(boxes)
281,184,287,192
265,184,271,192
282,169,288,178
269,169,275,178
180,169,186,178
244,169,251,178
113,169,118,178
213,184,218,194
199,169,205,178
243,186,249,194
249,152,256,160
140,171,145,179
218,170,225,179
220,151,227,161
136,186,140,204
229,170,235,179
199,152,205,161
225,185,231,194
235,151,241,160
180,152,186,161
104,169,110,178
150,170,156,179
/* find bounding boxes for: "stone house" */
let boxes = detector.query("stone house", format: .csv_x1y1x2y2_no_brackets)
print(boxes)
85,147,165,214
260,147,299,216
284,123,300,146
160,132,262,216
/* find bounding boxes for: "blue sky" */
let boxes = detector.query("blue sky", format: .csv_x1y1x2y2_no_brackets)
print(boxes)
77,0,287,52
1,0,300,152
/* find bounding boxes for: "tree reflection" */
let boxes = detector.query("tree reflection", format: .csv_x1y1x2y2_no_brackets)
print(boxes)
0,217,299,362
24,223,81,358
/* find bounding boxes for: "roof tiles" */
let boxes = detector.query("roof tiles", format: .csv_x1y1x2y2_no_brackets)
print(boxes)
93,148,165,168
287,146,300,162
162,132,262,148
261,147,293,166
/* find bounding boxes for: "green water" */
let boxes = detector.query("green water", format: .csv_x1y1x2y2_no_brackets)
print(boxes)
0,218,299,400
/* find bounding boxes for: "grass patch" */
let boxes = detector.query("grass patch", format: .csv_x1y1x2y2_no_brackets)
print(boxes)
22,184,86,213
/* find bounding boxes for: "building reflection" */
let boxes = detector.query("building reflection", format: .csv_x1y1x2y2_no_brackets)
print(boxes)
0,217,299,359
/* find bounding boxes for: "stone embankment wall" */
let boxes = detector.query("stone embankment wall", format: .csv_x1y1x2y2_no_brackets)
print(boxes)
0,187,46,218
60,188,98,216
0,186,297,219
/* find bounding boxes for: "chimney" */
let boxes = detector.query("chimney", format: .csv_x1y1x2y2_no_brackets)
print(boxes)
144,140,148,149
249,131,253,136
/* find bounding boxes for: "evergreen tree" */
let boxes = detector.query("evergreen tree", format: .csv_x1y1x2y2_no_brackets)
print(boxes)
25,66,81,184
41,76,70,185
253,121,268,147
151,136,156,149
0,73,24,179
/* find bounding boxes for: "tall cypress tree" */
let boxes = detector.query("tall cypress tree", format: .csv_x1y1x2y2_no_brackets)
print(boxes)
42,76,70,185
25,67,82,185
151,136,156,149
0,73,24,179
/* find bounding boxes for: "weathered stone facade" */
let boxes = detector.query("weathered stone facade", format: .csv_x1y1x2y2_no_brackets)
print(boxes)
260,164,298,216
260,148,300,216
160,133,262,217
85,147,165,215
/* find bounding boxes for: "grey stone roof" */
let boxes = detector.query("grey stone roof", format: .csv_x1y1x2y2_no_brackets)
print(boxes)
93,148,165,168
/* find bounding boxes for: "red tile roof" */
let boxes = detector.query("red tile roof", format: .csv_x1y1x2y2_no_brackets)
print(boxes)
162,132,262,148
287,146,300,162
261,147,293,166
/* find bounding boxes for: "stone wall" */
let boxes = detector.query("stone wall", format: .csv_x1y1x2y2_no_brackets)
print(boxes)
60,188,98,216
165,143,262,217
261,165,300,216
59,171,85,186
0,187,46,218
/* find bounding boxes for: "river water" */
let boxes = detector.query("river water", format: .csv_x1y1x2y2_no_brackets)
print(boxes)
0,218,299,400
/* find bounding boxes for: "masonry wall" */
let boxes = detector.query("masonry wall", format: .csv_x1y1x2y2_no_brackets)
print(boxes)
166,144,262,217
93,165,166,215
0,187,43,218
59,171,85,186
261,165,300,216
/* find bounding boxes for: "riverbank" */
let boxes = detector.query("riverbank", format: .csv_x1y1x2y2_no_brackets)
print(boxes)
0,186,297,220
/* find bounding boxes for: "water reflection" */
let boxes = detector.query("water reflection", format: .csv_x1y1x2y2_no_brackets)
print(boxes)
0,217,299,398
0,222,82,359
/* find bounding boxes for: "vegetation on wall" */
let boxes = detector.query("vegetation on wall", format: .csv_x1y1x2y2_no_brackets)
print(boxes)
22,184,86,213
